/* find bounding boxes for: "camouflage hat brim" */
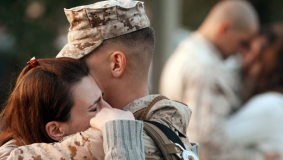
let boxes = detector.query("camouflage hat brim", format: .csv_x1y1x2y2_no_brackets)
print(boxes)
56,1,150,59
57,40,103,59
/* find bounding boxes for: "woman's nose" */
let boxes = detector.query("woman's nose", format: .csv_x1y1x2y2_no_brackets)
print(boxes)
102,100,112,109
97,99,112,112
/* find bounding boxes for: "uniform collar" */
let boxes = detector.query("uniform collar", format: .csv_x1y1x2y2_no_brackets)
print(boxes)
123,94,160,113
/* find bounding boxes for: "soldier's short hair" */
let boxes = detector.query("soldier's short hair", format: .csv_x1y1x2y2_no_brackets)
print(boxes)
104,27,155,57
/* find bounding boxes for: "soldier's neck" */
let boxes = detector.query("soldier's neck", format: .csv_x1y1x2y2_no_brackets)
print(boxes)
108,82,149,110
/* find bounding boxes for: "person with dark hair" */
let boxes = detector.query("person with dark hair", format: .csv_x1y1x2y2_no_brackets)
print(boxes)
225,23,283,160
0,57,145,160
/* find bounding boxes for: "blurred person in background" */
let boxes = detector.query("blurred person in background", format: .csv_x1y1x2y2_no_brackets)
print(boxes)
225,22,283,160
159,0,278,159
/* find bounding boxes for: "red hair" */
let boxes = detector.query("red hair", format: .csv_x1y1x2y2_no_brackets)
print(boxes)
0,58,89,146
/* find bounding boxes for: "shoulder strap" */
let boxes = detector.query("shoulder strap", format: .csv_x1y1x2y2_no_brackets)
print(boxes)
144,121,185,149
134,95,168,120
134,95,195,160
143,121,180,160
144,121,199,160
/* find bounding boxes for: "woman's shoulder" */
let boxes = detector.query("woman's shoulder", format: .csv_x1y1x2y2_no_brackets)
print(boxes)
243,92,283,116
249,92,283,105
0,140,18,160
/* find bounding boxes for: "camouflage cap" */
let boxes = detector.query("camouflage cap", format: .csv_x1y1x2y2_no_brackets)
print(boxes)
56,0,150,59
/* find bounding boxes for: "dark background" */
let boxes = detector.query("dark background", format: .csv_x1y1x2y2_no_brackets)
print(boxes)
0,0,282,108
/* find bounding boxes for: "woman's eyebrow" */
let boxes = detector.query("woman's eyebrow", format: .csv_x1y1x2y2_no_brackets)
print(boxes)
88,95,101,109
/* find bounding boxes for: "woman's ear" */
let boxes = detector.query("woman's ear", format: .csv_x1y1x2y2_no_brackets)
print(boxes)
109,51,126,78
45,121,66,141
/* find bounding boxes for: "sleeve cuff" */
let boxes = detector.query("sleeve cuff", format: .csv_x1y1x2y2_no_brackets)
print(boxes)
102,120,145,160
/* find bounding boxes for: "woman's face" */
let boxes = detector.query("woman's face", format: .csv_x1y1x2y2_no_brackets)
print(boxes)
241,37,263,69
62,75,111,135
241,36,265,79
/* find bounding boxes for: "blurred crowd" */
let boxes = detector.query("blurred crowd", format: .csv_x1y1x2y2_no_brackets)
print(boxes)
160,1,283,160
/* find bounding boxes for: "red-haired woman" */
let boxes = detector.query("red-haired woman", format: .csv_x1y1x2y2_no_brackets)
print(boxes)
0,58,144,160
225,23,283,159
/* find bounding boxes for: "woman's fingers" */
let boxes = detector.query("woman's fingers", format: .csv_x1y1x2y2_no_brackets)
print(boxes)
90,108,135,130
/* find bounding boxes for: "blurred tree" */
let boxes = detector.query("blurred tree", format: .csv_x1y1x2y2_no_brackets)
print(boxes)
0,0,97,106
0,0,283,107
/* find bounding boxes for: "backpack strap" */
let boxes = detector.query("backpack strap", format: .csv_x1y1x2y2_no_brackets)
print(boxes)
144,121,199,160
134,95,168,120
144,120,185,149
134,95,198,160
134,95,179,160
143,121,180,160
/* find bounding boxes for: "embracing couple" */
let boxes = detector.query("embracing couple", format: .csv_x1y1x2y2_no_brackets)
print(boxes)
0,0,197,160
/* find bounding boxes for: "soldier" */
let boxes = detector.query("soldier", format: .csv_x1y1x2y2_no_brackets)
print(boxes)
160,1,277,160
57,0,197,158
3,0,198,159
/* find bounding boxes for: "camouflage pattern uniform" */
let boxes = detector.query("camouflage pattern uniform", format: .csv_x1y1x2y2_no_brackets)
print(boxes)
56,0,150,59
3,128,104,160
160,32,265,160
0,120,145,160
56,0,199,158
0,95,196,160
123,94,199,159
56,0,198,158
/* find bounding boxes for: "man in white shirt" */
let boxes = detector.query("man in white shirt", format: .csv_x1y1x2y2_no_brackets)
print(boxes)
159,1,276,160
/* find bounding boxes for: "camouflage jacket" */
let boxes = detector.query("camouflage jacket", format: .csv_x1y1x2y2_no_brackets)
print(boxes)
123,94,197,159
0,128,103,160
0,120,144,160
0,95,194,160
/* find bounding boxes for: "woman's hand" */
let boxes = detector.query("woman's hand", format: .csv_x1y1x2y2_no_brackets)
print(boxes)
90,108,135,131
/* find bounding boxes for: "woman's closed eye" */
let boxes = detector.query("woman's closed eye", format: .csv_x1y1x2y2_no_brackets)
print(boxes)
88,95,102,112
90,106,97,112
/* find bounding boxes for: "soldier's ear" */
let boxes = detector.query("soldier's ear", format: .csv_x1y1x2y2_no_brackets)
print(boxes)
109,51,126,78
45,121,66,141
218,21,231,36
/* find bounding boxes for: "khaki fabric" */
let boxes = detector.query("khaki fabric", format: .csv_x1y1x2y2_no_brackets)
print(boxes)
0,140,18,160
123,94,192,159
1,128,103,160
0,95,192,160
1,120,145,160
56,0,150,59
160,32,264,160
